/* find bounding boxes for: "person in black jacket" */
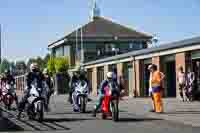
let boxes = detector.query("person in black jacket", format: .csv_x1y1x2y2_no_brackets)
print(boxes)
17,63,45,118
43,68,54,110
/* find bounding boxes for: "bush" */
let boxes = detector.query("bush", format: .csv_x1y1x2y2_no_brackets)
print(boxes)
47,57,56,76
55,57,69,74
47,56,69,75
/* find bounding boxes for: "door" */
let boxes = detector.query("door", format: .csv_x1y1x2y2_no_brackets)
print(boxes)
165,61,176,97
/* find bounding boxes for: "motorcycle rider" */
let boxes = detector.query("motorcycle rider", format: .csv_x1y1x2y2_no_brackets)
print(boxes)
72,70,91,112
43,68,54,110
92,72,120,117
17,63,45,118
0,74,4,100
68,72,79,104
3,70,18,107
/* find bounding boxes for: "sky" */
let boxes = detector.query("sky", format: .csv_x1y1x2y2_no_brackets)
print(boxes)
0,0,200,61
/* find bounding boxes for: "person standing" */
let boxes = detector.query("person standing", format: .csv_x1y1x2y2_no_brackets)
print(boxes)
149,64,165,113
177,66,186,102
148,64,155,112
186,67,195,101
43,68,54,110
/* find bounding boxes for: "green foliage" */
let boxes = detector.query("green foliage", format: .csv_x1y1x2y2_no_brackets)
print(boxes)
47,56,69,75
15,60,27,75
0,59,10,73
27,54,50,72
47,57,56,76
55,57,69,73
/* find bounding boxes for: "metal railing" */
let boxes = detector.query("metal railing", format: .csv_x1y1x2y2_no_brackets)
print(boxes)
15,75,26,94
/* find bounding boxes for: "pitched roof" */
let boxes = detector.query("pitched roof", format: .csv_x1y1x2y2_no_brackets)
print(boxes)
67,16,152,38
48,16,152,47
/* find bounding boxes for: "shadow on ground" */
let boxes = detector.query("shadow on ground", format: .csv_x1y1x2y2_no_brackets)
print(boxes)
118,117,163,122
0,108,24,132
44,117,94,122
165,111,200,114
47,110,93,115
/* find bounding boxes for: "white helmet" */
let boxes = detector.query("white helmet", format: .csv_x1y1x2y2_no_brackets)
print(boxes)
107,72,113,79
43,68,48,74
30,63,38,71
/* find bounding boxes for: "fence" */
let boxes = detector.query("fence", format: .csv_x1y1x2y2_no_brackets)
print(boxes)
15,75,26,95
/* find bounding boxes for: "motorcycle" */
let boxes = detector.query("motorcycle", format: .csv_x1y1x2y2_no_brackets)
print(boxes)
73,80,89,113
101,86,119,122
2,82,15,110
26,81,46,122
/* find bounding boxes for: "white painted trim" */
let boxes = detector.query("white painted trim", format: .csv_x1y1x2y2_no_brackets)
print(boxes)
135,44,200,60
85,57,132,69
85,44,200,69
48,40,65,49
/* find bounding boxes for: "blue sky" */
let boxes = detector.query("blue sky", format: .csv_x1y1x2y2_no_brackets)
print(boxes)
0,0,200,61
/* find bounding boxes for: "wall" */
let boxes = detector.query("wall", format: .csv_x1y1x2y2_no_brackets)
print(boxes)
175,52,186,98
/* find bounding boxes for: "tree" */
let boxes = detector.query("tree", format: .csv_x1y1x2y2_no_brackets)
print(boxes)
47,57,56,76
0,59,10,73
55,57,69,74
26,54,50,72
10,61,16,75
15,61,27,75
47,56,69,76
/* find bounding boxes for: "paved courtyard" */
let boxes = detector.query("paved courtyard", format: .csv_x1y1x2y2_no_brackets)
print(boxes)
0,95,200,133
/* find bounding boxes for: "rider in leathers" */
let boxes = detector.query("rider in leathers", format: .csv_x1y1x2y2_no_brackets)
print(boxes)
92,72,120,117
2,70,18,107
68,72,79,104
17,63,45,118
43,68,54,110
72,70,91,112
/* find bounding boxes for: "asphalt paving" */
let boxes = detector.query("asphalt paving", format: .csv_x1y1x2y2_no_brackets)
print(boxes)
0,95,200,133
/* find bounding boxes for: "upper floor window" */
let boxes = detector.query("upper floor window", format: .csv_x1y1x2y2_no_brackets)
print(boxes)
55,46,64,57
129,43,134,49
129,41,144,50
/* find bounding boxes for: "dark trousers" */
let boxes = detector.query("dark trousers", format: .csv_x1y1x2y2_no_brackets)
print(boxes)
18,89,30,112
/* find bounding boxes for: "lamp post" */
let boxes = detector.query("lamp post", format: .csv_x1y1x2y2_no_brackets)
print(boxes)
80,27,84,70
0,24,2,64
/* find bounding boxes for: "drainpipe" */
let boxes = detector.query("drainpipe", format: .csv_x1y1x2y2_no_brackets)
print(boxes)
132,56,137,98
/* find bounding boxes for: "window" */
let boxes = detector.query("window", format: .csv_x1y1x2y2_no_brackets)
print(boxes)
55,46,63,57
129,43,134,49
63,45,71,57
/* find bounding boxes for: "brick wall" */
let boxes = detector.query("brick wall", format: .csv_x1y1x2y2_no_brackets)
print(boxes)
92,67,97,96
117,63,123,77
175,52,186,98
135,60,141,96
152,56,160,70
104,65,109,80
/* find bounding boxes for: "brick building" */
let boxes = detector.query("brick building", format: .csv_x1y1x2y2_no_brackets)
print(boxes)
48,2,152,70
84,36,200,98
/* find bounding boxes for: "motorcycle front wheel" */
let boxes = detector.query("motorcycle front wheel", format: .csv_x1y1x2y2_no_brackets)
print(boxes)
36,101,44,122
80,96,86,113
